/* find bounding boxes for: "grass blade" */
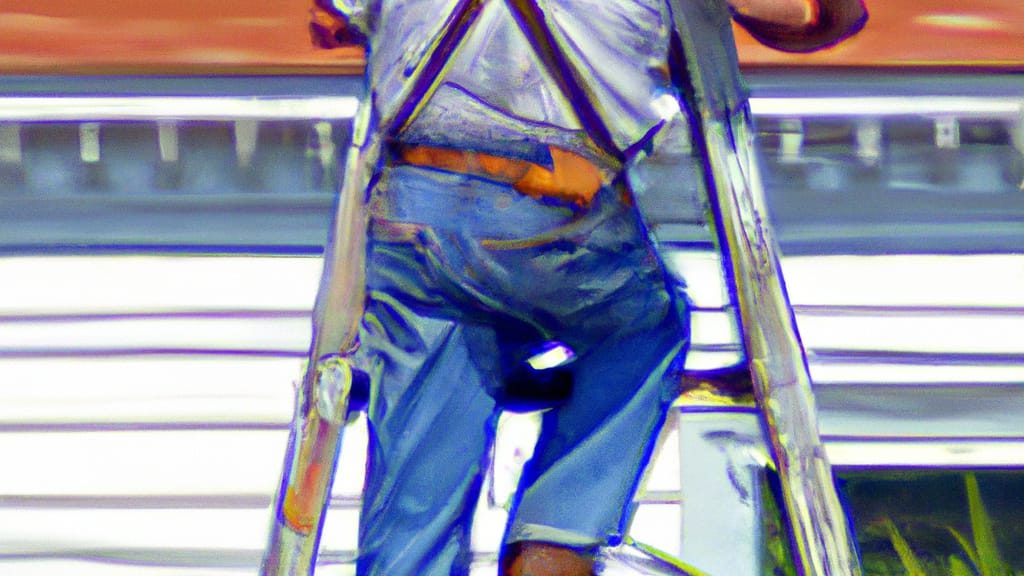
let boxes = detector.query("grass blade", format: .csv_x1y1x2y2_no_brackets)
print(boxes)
948,526,982,573
949,554,975,576
884,518,927,576
966,472,1008,576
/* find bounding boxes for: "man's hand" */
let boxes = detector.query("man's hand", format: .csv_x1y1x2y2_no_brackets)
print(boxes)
309,0,369,49
726,0,868,53
726,0,819,30
310,3,347,49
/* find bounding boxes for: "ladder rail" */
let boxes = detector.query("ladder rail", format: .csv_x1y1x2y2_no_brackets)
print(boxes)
702,109,862,576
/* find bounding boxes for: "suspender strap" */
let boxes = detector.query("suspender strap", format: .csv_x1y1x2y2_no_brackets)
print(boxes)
503,0,625,165
391,0,626,169
387,0,489,136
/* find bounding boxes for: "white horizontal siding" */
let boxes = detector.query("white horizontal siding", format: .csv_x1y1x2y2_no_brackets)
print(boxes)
797,312,1024,355
0,316,311,354
810,361,1024,385
0,508,356,554
0,256,320,316
0,426,368,498
0,357,299,426
826,439,1024,468
0,563,306,576
0,252,1020,574
784,254,1024,308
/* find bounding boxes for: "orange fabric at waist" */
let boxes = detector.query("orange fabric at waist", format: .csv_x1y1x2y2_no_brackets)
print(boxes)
396,144,605,207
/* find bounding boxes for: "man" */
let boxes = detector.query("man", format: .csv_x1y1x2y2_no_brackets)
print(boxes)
308,1,866,575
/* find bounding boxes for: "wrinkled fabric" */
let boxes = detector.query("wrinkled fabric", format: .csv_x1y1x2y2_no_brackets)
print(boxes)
353,167,689,575
370,0,678,156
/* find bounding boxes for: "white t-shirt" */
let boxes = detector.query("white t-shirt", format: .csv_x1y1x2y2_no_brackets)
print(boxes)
344,0,687,168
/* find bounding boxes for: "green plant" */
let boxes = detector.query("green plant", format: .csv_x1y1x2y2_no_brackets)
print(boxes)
949,555,975,576
884,517,927,576
883,472,1017,576
962,473,1012,576
761,478,797,576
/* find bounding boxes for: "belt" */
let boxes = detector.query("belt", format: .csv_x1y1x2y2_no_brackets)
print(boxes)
396,144,605,207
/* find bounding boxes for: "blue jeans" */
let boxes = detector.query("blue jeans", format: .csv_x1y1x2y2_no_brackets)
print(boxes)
352,164,689,575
